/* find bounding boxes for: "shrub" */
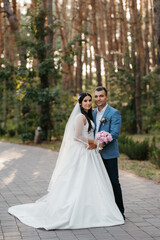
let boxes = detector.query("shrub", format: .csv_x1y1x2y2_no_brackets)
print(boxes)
119,134,150,160
0,127,6,136
51,90,74,140
150,137,160,168
8,129,16,137
19,132,34,143
16,115,37,136
150,122,160,134
17,124,26,135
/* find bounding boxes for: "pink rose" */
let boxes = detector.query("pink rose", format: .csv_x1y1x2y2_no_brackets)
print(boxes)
96,131,112,144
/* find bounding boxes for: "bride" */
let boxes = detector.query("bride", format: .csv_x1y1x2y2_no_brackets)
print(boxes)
8,92,124,229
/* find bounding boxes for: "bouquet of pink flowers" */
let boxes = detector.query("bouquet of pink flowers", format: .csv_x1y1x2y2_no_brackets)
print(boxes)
96,131,113,144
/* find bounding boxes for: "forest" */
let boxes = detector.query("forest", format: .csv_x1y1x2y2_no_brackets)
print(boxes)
0,0,160,149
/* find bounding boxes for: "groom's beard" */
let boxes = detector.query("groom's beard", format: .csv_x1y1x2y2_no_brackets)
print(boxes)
96,102,107,109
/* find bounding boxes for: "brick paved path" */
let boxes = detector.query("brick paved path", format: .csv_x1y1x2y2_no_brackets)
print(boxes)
0,142,160,240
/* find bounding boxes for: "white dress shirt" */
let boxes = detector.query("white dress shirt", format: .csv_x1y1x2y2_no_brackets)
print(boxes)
95,104,108,135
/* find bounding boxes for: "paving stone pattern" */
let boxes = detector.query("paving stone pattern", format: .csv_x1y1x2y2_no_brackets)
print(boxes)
0,142,160,240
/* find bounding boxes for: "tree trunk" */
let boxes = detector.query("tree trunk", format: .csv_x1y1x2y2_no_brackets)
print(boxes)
130,0,142,133
150,0,156,67
12,0,17,15
153,0,160,65
98,0,108,85
90,0,102,86
84,39,89,90
34,8,51,140
46,0,53,54
46,0,56,85
2,0,26,68
144,0,150,74
89,48,93,85
2,17,9,130
55,0,73,90
0,0,2,67
113,0,121,66
2,80,7,129
135,56,142,133
3,0,18,31
119,0,130,69
76,42,82,92
75,0,83,92
107,1,113,62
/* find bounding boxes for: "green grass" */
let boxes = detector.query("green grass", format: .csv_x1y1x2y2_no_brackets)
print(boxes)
131,134,160,146
119,154,160,183
0,136,22,144
0,136,61,152
118,134,160,183
35,141,61,152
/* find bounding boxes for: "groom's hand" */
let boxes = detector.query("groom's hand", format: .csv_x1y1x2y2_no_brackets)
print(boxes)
99,142,105,149
88,143,97,150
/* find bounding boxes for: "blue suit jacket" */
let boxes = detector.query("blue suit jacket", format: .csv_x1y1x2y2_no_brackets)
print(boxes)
92,105,121,159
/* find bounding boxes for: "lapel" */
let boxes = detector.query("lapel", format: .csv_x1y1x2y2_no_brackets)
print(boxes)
98,105,110,132
92,109,98,137
93,109,97,130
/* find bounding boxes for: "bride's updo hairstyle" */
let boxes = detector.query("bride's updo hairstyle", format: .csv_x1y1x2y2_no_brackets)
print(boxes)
78,93,93,132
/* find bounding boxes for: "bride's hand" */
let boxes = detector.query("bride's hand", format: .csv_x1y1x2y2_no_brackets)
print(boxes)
88,143,97,150
99,142,104,149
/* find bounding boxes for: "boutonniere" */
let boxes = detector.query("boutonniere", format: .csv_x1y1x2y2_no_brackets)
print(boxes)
101,117,108,125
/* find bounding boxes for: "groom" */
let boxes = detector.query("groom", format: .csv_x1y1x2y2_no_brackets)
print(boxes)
92,86,125,219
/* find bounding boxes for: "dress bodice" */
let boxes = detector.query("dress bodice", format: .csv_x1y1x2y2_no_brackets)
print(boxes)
82,120,95,139
74,113,95,142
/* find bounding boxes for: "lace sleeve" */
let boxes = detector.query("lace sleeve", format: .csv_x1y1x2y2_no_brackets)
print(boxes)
74,114,88,146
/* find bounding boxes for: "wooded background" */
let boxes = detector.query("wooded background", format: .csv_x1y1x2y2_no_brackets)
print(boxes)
0,0,160,141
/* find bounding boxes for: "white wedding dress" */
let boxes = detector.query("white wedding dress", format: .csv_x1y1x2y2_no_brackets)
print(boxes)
8,105,124,230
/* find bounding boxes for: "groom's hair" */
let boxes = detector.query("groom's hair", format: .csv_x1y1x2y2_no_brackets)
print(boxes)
95,86,108,96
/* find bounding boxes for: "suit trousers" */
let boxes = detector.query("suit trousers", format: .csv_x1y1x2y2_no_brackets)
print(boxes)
102,157,125,215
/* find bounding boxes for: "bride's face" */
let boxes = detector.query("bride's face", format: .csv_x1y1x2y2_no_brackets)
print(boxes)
81,96,92,112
